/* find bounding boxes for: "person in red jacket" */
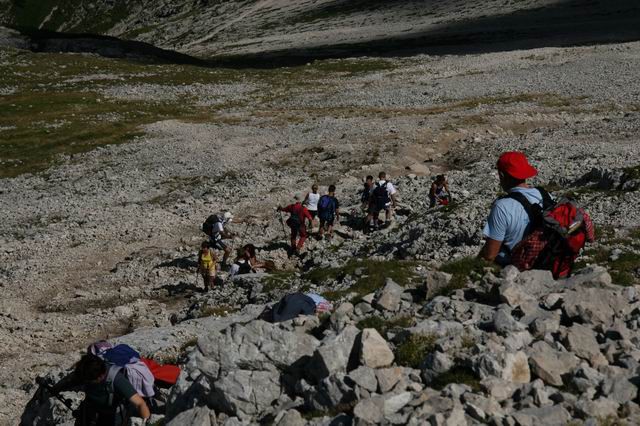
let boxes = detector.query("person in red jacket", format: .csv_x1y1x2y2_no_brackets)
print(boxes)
278,194,313,254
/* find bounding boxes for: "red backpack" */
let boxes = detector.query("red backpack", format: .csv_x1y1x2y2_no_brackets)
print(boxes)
507,188,595,279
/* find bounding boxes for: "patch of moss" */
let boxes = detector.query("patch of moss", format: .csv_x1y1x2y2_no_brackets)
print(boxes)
262,270,296,293
306,259,421,302
356,315,414,339
438,257,498,296
395,334,437,369
200,305,238,318
623,165,640,180
431,366,481,392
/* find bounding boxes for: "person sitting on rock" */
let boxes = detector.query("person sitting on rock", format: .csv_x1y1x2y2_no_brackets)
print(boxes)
479,152,551,266
229,244,266,277
278,194,313,255
318,185,340,240
49,353,150,426
429,174,451,208
197,241,217,291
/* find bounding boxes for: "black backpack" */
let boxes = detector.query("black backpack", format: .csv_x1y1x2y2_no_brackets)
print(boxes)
202,214,221,236
372,181,390,209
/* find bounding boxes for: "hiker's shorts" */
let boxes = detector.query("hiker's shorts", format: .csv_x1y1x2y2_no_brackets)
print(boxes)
211,239,228,250
309,210,318,219
320,216,335,227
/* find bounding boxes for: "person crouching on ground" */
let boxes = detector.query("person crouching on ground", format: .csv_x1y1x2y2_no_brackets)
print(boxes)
197,241,217,291
50,353,150,426
479,151,547,266
278,194,313,254
429,174,451,208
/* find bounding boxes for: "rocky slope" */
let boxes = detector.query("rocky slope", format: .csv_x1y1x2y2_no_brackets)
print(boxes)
2,0,640,61
2,32,640,426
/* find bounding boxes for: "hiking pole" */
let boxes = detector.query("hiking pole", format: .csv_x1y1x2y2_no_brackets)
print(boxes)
35,378,74,411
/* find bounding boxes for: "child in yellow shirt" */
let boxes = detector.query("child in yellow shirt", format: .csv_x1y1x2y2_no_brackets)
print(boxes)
197,241,217,291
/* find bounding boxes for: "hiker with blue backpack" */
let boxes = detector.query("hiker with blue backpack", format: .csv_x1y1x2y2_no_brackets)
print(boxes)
47,353,151,426
318,185,340,240
479,151,594,278
366,171,398,232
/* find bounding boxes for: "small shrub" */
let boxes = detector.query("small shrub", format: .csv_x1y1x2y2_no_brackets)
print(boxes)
438,257,498,295
431,366,481,392
395,334,437,369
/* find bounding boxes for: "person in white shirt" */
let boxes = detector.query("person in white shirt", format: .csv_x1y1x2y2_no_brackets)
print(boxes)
303,184,320,233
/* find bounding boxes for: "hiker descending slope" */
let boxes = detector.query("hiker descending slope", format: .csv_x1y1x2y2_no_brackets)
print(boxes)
202,211,233,267
429,174,451,208
360,175,374,217
197,241,217,291
318,185,340,240
303,184,320,233
47,353,150,425
278,194,313,254
366,171,398,232
479,151,595,277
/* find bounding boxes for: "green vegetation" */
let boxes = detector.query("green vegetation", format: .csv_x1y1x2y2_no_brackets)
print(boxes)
199,305,238,318
623,164,640,180
574,246,640,286
395,334,437,369
438,257,498,296
356,315,415,339
303,258,421,302
262,270,297,293
431,366,481,392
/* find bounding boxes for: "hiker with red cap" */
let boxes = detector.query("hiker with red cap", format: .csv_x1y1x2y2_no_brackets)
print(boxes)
479,152,554,266
278,194,314,254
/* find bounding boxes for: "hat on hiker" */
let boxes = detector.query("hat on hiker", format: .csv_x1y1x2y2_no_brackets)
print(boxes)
223,211,233,222
88,340,112,356
497,152,537,180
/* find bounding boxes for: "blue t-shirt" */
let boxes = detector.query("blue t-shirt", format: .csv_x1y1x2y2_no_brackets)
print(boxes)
483,187,544,264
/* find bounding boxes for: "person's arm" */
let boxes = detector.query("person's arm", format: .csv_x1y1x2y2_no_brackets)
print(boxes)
429,183,436,199
335,199,340,218
129,394,151,421
479,238,502,262
479,202,508,262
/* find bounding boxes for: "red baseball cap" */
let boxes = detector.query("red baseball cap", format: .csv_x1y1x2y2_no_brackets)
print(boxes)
497,152,537,180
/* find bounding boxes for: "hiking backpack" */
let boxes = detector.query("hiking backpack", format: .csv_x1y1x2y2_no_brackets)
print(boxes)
318,195,336,221
202,214,221,236
372,181,391,210
507,188,595,279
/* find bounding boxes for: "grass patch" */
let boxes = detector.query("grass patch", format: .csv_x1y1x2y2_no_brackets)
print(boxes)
431,366,481,392
395,334,437,369
356,315,415,339
262,270,296,293
437,257,498,296
575,247,640,286
200,305,237,318
304,259,421,302
623,165,640,180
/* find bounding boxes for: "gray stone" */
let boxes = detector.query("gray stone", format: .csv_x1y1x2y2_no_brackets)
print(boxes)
562,288,630,326
359,328,395,368
601,376,638,403
383,392,412,416
512,405,571,426
563,324,603,365
498,281,535,307
166,406,214,426
424,351,453,375
209,369,281,420
528,341,579,386
310,325,359,381
493,309,526,335
348,366,378,392
374,279,404,312
474,350,530,383
530,312,561,338
274,409,304,426
565,265,612,287
424,271,453,300
376,367,403,393
353,396,384,424
575,397,620,418
480,378,517,401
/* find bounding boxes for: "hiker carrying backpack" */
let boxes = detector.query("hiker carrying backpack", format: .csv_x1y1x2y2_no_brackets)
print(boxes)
507,187,595,278
278,195,314,253
372,180,391,211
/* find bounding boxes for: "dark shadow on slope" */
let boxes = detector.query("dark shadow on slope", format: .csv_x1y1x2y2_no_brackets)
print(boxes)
11,26,209,66
211,0,640,67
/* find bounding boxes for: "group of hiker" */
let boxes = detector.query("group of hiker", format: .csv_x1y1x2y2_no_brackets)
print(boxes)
33,153,596,425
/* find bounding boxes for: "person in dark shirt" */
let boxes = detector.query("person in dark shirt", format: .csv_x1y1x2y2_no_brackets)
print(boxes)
51,354,150,426
318,185,340,240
